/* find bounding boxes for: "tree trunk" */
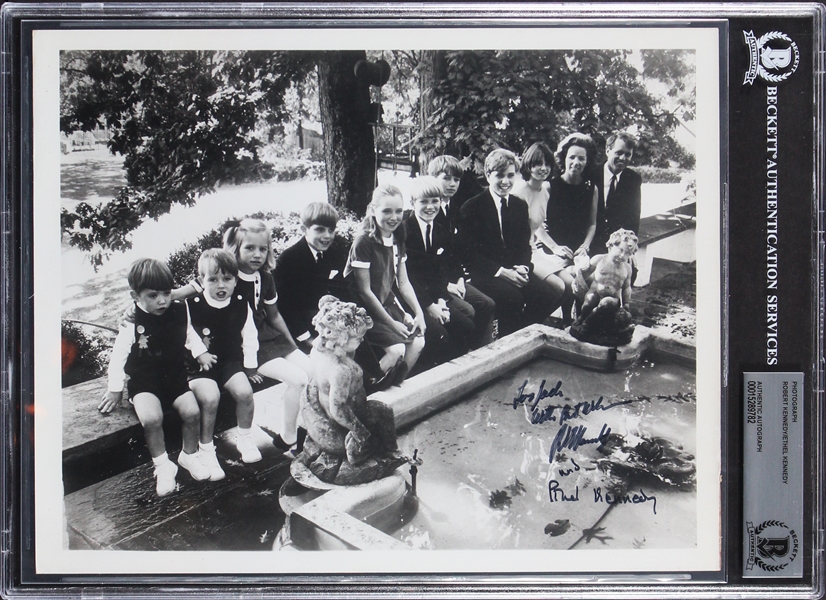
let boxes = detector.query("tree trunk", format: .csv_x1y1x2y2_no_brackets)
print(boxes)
418,50,447,167
317,51,376,216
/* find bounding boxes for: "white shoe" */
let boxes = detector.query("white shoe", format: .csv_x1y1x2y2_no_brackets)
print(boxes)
154,460,178,496
198,448,226,481
178,450,211,481
236,434,262,463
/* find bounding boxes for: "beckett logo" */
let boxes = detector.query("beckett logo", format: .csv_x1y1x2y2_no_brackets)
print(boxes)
744,31,800,85
746,520,799,572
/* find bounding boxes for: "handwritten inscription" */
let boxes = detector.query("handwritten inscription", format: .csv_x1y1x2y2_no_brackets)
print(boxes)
558,458,580,477
548,480,579,502
513,379,634,426
548,422,612,463
594,487,658,514
548,481,658,514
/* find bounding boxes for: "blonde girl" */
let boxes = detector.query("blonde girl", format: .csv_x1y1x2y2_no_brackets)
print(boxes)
344,184,426,388
221,219,312,449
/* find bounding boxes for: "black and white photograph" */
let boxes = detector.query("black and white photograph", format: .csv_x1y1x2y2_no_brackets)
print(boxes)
34,25,722,574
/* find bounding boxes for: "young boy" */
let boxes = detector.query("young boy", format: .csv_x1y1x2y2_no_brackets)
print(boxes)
99,259,211,496
274,202,348,352
458,149,555,337
404,176,475,366
428,154,482,234
186,249,262,473
427,156,495,347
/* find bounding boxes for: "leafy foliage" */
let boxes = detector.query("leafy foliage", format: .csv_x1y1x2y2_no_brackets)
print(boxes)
165,210,361,288
61,321,111,387
417,49,695,170
60,50,315,267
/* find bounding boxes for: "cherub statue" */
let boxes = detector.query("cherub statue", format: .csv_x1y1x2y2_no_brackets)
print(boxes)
576,228,638,319
569,229,637,346
297,295,407,485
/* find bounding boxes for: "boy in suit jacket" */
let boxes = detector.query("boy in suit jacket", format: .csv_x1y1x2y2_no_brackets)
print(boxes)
458,149,555,337
405,176,492,367
274,202,348,352
591,132,643,258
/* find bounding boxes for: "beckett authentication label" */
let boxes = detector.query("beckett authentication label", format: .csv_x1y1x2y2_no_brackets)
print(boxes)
743,372,803,577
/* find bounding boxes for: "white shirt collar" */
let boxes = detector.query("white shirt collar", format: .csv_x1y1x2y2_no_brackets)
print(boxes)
202,291,230,308
381,235,394,247
415,215,435,246
237,270,257,282
307,242,323,260
604,163,623,188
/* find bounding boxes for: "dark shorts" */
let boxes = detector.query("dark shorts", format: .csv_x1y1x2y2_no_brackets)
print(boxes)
128,370,191,410
258,335,298,365
188,359,245,389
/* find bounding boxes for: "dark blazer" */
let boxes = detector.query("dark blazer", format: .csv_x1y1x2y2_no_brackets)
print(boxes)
437,170,485,233
458,189,532,281
404,215,464,307
593,166,642,252
274,236,347,339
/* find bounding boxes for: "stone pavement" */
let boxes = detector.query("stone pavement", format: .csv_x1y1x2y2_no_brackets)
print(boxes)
65,427,292,551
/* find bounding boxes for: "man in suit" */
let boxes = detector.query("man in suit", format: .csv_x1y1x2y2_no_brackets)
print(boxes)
591,132,643,258
274,202,348,352
458,149,555,337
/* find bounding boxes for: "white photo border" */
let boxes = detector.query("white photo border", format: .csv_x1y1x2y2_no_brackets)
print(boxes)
35,24,721,576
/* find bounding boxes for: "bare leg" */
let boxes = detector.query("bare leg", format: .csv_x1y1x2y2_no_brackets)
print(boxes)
132,393,167,459
172,391,202,455
223,371,255,430
257,350,310,445
379,344,405,373
557,269,575,323
189,378,221,445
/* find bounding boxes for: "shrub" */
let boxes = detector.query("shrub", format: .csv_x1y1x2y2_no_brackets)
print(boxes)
61,321,111,388
165,209,361,286
634,166,686,184
167,228,224,288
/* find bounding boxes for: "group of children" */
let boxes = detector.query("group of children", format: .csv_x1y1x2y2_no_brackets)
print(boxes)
101,147,636,496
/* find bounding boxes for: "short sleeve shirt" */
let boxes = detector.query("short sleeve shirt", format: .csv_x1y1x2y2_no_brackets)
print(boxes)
345,232,406,305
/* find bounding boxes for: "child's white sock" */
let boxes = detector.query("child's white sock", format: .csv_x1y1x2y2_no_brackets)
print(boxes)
199,441,215,453
152,453,171,467
235,427,262,463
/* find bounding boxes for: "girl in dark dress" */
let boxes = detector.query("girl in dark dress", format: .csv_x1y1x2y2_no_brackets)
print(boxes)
542,133,599,324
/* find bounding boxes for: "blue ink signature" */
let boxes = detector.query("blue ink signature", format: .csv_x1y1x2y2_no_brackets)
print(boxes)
512,379,563,411
512,380,634,426
593,487,658,515
548,480,580,502
559,458,581,477
548,423,613,463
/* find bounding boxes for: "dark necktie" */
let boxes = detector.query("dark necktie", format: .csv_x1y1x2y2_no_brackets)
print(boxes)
316,250,323,263
499,197,508,239
608,174,617,202
425,223,432,253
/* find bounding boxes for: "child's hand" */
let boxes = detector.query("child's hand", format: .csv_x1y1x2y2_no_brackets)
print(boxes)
426,303,447,325
197,352,218,371
98,391,122,414
553,245,574,259
247,370,264,385
412,312,427,336
447,277,466,299
390,320,414,339
118,304,136,328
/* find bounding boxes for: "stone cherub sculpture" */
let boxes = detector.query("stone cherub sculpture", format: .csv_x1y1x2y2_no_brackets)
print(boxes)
569,228,638,346
296,295,408,485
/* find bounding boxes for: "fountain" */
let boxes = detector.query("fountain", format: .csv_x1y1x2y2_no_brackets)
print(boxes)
274,297,420,551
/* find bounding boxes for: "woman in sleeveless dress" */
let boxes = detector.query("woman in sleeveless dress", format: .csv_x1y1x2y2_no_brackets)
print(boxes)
540,133,599,325
512,142,566,313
